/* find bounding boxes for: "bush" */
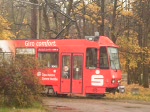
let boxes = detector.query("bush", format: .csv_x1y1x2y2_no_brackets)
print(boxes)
0,56,42,107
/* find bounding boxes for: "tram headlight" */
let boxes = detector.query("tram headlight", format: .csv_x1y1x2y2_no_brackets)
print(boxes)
118,80,121,85
118,80,121,83
111,79,116,84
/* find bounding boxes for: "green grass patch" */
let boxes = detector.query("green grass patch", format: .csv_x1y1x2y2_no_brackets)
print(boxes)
0,102,47,112
0,108,46,112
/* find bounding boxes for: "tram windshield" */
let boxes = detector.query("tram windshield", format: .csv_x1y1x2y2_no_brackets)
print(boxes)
108,47,121,70
100,47,109,69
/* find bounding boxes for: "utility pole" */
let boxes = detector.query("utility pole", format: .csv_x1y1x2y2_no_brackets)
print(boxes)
16,0,41,39
37,0,40,39
37,0,42,39
101,0,104,36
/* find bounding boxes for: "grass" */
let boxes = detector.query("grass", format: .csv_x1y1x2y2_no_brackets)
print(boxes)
0,103,47,112
0,108,46,112
106,83,150,102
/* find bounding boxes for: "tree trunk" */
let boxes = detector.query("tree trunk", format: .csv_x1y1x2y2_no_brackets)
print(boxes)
143,64,149,88
96,0,104,36
65,0,73,37
100,0,104,36
127,59,132,84
43,3,51,38
82,1,86,38
30,0,38,39
110,0,117,43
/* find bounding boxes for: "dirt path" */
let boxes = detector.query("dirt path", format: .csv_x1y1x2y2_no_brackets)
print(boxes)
42,97,150,112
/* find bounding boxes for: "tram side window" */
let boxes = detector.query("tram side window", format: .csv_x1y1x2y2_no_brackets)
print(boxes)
16,48,35,59
86,48,97,69
0,53,2,61
0,52,13,62
100,47,109,69
38,52,59,68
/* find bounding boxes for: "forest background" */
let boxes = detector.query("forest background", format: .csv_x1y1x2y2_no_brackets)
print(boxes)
0,0,149,88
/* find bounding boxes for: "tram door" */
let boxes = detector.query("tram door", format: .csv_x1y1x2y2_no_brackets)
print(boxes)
61,53,83,94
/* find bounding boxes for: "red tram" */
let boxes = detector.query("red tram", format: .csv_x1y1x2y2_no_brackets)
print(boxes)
0,36,122,96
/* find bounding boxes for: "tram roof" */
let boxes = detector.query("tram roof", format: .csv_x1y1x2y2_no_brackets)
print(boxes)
0,36,118,48
50,36,118,47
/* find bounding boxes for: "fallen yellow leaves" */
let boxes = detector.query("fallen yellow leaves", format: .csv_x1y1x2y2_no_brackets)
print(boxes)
106,84,150,102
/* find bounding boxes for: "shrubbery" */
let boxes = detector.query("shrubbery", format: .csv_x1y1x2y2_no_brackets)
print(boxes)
0,56,42,107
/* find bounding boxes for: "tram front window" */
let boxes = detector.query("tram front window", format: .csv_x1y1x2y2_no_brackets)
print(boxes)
100,47,109,69
108,47,121,70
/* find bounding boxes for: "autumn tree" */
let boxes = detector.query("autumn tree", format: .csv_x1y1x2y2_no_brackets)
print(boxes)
0,16,15,39
131,0,150,88
116,0,150,87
